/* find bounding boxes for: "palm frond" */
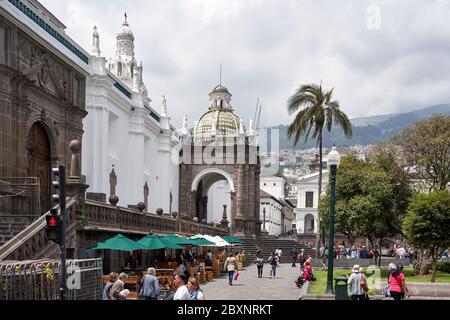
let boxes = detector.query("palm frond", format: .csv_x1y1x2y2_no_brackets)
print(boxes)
333,109,353,137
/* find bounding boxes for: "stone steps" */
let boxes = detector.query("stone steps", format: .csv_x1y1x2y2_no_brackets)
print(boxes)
242,238,316,263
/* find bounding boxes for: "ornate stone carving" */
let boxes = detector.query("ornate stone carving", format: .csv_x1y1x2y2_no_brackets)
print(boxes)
137,202,146,213
17,33,71,100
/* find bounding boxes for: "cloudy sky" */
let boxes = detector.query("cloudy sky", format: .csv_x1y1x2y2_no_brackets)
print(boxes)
40,0,450,128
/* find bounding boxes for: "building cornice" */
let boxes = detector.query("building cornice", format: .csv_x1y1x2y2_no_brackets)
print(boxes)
1,0,90,74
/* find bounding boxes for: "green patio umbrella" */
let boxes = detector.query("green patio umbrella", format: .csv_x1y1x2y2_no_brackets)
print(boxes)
90,234,146,252
137,234,184,250
162,234,197,246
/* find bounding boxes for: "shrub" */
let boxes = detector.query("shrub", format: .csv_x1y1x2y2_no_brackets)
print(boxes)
437,260,450,273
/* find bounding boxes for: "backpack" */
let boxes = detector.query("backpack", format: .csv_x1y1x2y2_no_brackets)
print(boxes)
359,274,369,293
270,256,278,266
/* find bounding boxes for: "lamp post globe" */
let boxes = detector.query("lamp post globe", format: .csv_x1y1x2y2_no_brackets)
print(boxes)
325,146,340,295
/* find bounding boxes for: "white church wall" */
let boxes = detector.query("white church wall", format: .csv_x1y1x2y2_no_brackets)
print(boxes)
83,19,180,214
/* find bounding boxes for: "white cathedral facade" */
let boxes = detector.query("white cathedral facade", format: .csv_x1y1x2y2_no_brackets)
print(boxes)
82,15,180,213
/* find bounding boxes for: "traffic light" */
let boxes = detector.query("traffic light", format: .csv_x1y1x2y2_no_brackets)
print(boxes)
46,208,60,243
45,166,66,244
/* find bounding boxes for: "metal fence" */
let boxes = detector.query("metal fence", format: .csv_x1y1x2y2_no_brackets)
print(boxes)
0,258,103,300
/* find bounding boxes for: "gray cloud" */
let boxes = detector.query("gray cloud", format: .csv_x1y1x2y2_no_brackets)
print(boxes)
40,0,450,128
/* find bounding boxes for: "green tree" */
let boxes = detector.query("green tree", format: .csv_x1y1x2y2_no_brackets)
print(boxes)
287,83,352,255
392,114,450,191
366,144,413,230
403,190,450,282
319,156,400,266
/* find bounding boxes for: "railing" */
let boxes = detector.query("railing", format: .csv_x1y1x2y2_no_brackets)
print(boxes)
0,199,77,261
83,200,228,236
0,258,102,300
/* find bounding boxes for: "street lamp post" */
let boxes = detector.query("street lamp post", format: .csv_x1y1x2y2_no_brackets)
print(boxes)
320,191,327,247
325,146,341,294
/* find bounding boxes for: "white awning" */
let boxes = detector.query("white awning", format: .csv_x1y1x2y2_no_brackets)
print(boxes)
201,235,231,247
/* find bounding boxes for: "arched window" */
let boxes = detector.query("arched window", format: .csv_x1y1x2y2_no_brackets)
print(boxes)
117,62,122,77
130,63,134,78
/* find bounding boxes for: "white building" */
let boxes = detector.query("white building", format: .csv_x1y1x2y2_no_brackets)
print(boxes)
260,190,283,236
260,176,286,199
293,171,328,234
259,176,296,235
82,16,180,212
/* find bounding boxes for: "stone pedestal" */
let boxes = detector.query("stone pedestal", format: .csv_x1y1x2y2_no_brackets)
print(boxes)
66,178,89,201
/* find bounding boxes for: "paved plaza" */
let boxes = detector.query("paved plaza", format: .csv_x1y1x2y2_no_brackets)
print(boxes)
201,263,303,300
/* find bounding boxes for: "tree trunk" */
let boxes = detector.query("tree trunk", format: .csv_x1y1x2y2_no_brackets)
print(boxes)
316,132,323,258
415,250,433,275
431,258,437,283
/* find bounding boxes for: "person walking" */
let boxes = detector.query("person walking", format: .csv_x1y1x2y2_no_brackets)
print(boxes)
347,265,368,300
224,252,237,286
389,263,410,300
173,273,190,300
268,251,279,279
110,273,130,300
256,252,264,278
291,246,298,267
139,267,160,300
103,272,118,300
298,249,305,268
187,277,205,300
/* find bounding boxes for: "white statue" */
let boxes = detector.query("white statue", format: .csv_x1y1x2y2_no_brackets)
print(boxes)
249,118,254,135
92,26,101,57
161,95,167,117
181,115,188,136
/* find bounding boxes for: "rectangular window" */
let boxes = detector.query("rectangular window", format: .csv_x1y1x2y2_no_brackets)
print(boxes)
305,191,314,208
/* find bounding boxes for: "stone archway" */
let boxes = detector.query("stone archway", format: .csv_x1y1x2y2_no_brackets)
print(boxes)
191,168,235,224
27,122,52,213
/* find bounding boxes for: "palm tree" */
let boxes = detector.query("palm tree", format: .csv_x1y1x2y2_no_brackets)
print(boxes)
287,83,352,257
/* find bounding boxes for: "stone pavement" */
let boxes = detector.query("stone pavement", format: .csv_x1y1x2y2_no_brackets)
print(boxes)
201,263,304,300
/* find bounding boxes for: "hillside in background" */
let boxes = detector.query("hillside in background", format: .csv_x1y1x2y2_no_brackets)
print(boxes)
270,104,450,149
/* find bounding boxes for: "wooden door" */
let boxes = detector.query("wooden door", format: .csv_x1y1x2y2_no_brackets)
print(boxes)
27,123,51,214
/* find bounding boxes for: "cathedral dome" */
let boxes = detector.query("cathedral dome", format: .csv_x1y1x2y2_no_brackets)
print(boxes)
209,84,230,95
193,83,245,141
117,15,134,40
194,109,243,139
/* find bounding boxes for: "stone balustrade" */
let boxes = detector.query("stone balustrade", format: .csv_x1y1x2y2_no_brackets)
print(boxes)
82,199,228,237
0,199,78,261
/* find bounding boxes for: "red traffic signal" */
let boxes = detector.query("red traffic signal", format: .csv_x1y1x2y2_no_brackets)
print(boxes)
48,216,58,227
46,212,60,243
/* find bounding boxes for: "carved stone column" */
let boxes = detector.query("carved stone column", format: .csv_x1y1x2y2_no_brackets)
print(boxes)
220,204,229,230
